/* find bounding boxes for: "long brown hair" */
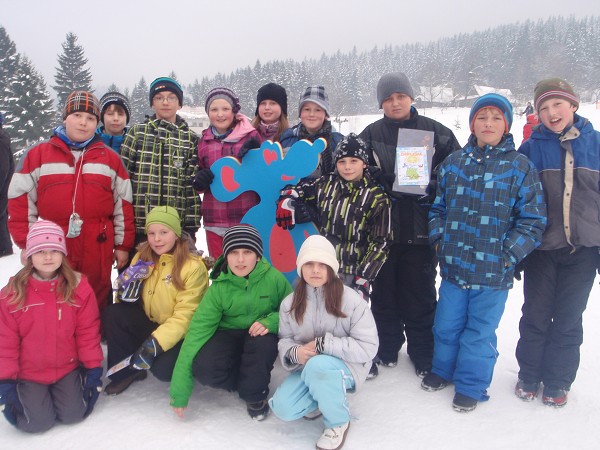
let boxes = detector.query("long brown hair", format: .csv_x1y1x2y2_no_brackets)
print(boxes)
136,237,192,291
3,257,80,309
288,265,346,324
251,114,290,142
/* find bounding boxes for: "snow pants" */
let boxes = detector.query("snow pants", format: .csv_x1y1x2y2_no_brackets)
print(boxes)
103,302,183,382
516,247,597,390
191,329,278,403
370,243,437,371
9,370,86,433
269,355,355,428
432,280,508,401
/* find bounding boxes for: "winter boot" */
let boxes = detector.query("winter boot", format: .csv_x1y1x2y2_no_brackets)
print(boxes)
366,361,379,380
514,379,539,402
542,387,568,408
104,370,147,396
452,393,478,413
316,422,350,450
246,399,270,421
421,372,449,392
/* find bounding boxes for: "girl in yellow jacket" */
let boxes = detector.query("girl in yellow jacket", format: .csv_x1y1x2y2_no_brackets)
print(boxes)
103,206,208,395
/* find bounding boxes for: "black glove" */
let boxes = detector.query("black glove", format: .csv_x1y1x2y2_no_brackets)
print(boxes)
514,259,526,281
192,168,215,191
0,380,23,426
237,137,261,161
82,367,103,417
294,199,314,224
352,276,371,301
131,336,163,370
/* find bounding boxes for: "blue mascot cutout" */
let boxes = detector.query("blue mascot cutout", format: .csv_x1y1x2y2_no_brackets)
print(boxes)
210,138,325,284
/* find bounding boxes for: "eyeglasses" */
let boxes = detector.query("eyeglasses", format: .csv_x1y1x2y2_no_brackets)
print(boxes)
153,95,178,104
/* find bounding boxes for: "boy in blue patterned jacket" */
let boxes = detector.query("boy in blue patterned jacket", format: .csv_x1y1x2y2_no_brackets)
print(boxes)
422,94,546,412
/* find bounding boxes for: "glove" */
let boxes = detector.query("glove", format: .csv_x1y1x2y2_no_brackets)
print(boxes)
192,168,215,191
82,367,103,417
294,200,314,224
131,336,163,370
353,276,370,301
514,259,526,281
0,380,23,426
237,137,261,161
276,189,299,230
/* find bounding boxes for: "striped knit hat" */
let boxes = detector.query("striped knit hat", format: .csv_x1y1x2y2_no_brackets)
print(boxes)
534,78,579,112
469,93,513,133
100,91,131,124
205,87,241,114
26,220,68,258
63,91,100,120
298,86,330,117
222,224,263,258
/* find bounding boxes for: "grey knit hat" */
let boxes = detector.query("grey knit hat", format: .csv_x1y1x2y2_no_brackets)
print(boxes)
376,72,414,108
298,86,330,117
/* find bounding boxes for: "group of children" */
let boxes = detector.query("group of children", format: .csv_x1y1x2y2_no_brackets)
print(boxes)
0,73,598,450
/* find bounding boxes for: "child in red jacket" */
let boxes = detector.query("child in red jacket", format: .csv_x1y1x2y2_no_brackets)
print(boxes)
0,220,103,433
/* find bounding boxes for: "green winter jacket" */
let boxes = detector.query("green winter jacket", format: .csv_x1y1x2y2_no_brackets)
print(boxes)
169,257,292,408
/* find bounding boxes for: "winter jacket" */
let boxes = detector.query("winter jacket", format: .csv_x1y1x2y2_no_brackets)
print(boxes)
7,135,135,307
132,251,208,351
429,134,547,290
519,114,600,251
0,274,102,385
169,257,292,407
197,114,261,228
289,172,392,281
0,128,13,196
97,125,128,154
521,114,539,144
278,285,379,390
279,121,343,180
359,108,461,245
120,115,201,234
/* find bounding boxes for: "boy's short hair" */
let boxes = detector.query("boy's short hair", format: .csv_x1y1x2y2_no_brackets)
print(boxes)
469,93,513,133
534,78,579,112
100,91,131,124
149,77,184,107
63,91,100,121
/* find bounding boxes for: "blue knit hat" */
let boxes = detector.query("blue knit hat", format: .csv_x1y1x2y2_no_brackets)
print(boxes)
469,93,513,133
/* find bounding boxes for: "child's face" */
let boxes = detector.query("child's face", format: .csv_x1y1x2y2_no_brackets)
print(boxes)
146,223,178,256
258,100,282,125
103,105,127,136
64,112,98,142
300,102,326,133
31,250,63,280
226,248,259,277
382,92,412,121
336,157,366,181
208,99,235,134
152,91,181,123
301,261,329,288
537,98,576,133
473,107,505,148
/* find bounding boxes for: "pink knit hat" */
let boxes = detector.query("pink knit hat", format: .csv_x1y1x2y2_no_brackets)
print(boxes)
25,220,68,258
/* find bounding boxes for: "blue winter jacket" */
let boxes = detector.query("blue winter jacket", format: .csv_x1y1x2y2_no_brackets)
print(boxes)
97,126,128,154
519,114,600,251
429,134,547,290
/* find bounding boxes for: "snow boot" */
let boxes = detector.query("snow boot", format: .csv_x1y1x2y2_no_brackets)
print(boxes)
421,372,448,392
515,379,539,402
104,370,147,396
452,393,478,413
247,399,270,421
542,387,568,408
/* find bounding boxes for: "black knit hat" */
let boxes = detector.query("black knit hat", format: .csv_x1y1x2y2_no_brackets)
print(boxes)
333,133,369,164
100,91,131,124
222,224,263,258
149,77,184,107
255,83,288,117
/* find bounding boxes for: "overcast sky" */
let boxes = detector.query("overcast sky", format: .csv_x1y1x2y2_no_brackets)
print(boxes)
2,0,598,92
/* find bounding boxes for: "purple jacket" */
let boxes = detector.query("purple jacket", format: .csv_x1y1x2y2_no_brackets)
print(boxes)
198,114,261,228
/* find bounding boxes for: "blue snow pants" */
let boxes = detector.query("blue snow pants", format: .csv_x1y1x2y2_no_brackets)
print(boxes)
432,280,508,401
269,355,355,428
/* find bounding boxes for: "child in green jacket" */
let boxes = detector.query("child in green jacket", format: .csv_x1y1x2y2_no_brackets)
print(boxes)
169,224,292,421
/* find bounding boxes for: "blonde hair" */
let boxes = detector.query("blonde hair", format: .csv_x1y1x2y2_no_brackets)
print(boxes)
136,237,192,291
3,257,79,309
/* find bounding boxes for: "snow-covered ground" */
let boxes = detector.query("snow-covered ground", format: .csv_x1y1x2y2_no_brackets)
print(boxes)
2,104,599,449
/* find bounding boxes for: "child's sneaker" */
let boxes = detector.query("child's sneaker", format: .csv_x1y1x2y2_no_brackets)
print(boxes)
316,422,350,450
246,399,270,421
542,387,568,408
452,393,478,413
421,372,448,392
366,361,379,380
514,379,539,401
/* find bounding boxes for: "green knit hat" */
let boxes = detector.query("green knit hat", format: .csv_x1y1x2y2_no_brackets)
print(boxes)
145,206,181,237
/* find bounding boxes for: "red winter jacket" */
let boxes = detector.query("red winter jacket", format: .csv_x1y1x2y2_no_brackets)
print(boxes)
7,135,135,308
0,275,103,384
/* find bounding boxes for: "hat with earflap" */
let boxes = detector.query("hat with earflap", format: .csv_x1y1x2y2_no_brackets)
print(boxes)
145,206,182,237
469,93,513,134
296,235,339,276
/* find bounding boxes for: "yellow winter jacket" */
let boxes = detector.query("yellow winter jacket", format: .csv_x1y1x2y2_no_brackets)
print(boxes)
131,252,208,351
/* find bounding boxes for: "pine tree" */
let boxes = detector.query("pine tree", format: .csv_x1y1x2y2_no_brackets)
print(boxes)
8,57,55,150
130,77,151,124
0,26,20,127
52,32,93,112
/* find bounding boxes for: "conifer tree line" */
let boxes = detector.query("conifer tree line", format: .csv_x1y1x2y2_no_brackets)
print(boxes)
1,16,599,153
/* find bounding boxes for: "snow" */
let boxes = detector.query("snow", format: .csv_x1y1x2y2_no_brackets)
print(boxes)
2,104,600,449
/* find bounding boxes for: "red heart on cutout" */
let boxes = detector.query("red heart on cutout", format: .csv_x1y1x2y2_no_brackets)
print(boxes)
263,149,277,166
221,166,240,191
